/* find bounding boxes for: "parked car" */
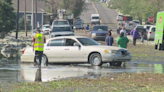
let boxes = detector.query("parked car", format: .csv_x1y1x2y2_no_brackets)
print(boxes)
136,27,147,40
74,21,84,29
42,24,51,35
76,19,84,24
116,14,123,21
147,26,156,40
21,36,132,66
133,20,140,25
90,25,108,40
50,25,74,38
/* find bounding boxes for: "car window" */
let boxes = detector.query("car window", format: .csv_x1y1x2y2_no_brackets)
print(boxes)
65,39,77,46
43,26,50,29
77,38,100,46
52,27,72,32
92,17,99,19
146,26,151,30
92,26,108,31
53,21,69,25
47,39,64,46
151,27,156,32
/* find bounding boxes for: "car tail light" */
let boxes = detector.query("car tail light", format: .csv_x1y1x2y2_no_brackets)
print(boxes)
23,49,26,54
149,32,152,34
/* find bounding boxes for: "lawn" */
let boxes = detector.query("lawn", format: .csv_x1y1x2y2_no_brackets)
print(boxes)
1,73,164,92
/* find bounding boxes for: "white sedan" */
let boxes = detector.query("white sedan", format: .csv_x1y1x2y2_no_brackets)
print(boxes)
21,36,132,66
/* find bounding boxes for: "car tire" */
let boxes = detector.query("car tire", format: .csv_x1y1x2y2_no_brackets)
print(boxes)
155,44,158,49
89,53,102,66
35,54,48,66
110,62,122,67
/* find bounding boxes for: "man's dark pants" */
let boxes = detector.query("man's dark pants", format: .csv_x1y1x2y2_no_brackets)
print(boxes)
133,38,137,46
34,51,43,65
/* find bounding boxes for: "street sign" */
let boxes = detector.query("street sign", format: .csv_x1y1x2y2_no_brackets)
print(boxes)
148,16,154,23
123,16,127,21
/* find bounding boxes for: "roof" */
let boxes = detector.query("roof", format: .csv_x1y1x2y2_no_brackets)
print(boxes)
12,0,45,13
47,36,88,41
91,14,99,16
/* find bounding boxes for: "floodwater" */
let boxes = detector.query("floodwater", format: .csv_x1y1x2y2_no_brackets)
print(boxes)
0,52,164,86
0,45,164,86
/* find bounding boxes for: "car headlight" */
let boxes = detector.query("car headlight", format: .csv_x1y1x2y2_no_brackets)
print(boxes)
92,33,96,35
104,50,118,54
73,26,76,29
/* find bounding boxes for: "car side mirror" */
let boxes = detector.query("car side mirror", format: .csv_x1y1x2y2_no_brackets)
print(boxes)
74,42,80,47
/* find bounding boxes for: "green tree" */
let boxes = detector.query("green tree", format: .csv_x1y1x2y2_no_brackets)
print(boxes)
111,0,164,24
0,0,16,33
19,16,31,31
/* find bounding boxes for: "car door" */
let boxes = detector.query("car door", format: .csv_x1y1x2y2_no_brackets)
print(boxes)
63,38,85,62
151,27,156,39
44,39,65,62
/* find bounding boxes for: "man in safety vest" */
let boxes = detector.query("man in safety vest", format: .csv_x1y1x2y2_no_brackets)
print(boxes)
33,29,46,66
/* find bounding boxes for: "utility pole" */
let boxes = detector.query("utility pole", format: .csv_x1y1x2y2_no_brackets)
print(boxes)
24,0,27,36
35,0,37,29
16,0,19,39
32,0,34,33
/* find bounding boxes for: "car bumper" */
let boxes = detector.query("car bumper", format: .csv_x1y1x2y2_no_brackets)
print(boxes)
91,21,100,24
21,54,34,62
102,53,132,62
75,27,84,29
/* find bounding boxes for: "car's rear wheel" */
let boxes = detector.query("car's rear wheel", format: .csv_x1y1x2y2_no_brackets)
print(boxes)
89,53,102,66
35,54,48,67
110,62,122,67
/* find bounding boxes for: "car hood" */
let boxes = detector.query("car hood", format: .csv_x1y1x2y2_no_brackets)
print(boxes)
43,28,50,30
51,31,74,35
85,45,127,51
91,31,108,34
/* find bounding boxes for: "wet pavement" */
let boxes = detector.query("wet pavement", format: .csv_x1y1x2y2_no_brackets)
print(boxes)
1,52,164,87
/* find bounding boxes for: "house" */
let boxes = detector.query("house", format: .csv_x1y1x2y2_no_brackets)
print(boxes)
12,0,52,30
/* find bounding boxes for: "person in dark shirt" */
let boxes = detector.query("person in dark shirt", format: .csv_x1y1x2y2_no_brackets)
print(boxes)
140,29,145,43
105,31,114,46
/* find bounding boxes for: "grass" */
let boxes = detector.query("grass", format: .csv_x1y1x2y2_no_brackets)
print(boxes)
101,2,107,7
1,73,164,92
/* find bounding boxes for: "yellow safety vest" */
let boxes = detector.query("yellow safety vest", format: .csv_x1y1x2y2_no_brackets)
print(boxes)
34,33,44,51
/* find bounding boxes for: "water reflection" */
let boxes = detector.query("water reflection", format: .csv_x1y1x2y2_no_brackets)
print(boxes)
35,68,42,82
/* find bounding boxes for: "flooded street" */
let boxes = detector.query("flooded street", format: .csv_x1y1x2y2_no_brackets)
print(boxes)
1,31,164,88
1,51,164,86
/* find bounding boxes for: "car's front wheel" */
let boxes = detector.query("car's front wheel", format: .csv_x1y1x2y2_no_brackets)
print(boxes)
35,54,48,67
89,53,102,66
110,62,122,67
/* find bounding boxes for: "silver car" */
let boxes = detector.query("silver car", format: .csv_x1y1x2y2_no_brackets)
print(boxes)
50,25,74,38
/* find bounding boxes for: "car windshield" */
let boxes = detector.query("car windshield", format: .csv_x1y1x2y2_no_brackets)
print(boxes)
43,26,50,29
137,26,144,28
52,27,72,32
53,21,69,25
92,26,108,31
75,22,82,25
146,26,151,30
77,38,100,46
92,17,99,19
